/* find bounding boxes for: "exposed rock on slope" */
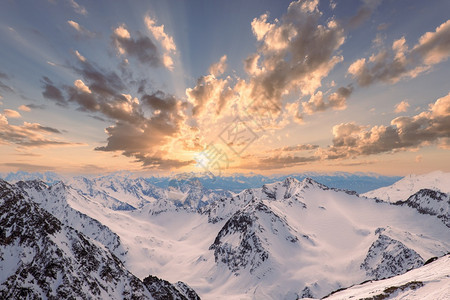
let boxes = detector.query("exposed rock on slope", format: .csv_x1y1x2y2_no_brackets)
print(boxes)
0,179,200,300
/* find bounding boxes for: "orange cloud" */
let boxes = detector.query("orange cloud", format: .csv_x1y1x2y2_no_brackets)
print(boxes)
348,19,450,86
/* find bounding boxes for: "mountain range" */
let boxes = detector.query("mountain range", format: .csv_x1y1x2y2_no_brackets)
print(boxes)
0,171,449,299
1,171,402,193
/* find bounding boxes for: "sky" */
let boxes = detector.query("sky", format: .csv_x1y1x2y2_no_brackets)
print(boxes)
0,0,449,176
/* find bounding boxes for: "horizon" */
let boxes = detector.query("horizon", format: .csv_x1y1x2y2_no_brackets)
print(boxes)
0,0,449,175
0,169,413,194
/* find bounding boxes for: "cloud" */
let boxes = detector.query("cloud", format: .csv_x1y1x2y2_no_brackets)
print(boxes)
94,91,194,169
209,55,227,77
0,113,80,148
237,0,345,114
394,100,410,113
329,0,336,10
74,79,91,93
3,109,21,118
241,92,450,169
41,77,66,105
186,0,347,127
186,74,235,116
144,15,177,70
22,104,46,110
18,105,31,112
112,24,162,68
301,86,353,116
74,50,86,62
144,16,176,52
67,20,95,38
348,19,450,86
347,0,382,29
0,71,14,93
322,92,450,159
0,163,55,172
377,23,389,31
238,154,319,170
14,152,42,157
68,0,87,15
42,58,194,169
269,144,319,152
23,122,62,134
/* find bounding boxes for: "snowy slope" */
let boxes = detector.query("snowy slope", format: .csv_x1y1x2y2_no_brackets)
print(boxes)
363,170,450,202
325,254,450,300
2,173,449,299
14,180,128,258
41,176,449,299
0,179,200,300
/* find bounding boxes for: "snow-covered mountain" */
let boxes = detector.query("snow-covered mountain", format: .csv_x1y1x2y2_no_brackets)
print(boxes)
1,170,402,193
14,180,128,258
67,174,232,212
1,172,449,299
325,254,450,300
363,170,450,202
144,172,402,193
363,171,450,228
394,189,450,228
0,171,65,185
0,179,200,300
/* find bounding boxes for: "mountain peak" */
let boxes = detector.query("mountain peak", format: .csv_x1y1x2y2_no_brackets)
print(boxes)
363,171,450,202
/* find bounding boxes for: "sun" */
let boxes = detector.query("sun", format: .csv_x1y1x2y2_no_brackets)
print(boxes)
193,151,210,170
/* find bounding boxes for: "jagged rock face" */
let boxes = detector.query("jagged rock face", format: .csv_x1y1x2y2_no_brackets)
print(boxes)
210,205,268,275
361,233,424,280
0,180,200,300
395,189,450,228
15,180,127,259
209,201,301,276
203,189,254,223
142,275,200,300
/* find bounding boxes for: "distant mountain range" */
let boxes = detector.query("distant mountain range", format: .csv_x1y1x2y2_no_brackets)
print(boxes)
1,171,449,299
0,170,402,193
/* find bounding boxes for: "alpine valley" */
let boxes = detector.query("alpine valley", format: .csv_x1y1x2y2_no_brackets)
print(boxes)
1,171,449,299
